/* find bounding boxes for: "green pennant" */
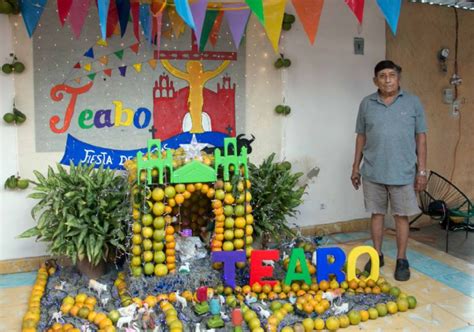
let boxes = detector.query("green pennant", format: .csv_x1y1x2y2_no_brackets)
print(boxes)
114,49,124,60
245,0,264,24
199,10,219,52
87,73,97,81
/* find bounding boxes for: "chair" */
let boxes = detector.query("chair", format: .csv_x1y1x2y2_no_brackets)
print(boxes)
409,171,473,252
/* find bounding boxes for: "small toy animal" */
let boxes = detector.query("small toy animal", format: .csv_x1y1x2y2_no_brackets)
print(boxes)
175,290,188,308
88,279,107,297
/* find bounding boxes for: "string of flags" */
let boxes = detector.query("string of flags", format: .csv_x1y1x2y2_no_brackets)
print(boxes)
20,0,403,53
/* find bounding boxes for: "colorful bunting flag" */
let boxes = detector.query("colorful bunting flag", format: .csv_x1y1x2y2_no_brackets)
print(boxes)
116,0,131,37
96,39,108,46
57,0,73,26
140,4,152,42
225,5,250,49
98,0,111,40
263,0,287,53
104,68,113,77
199,8,219,51
345,0,365,25
133,63,142,72
209,11,224,47
130,43,140,54
73,62,81,69
119,66,128,76
84,47,95,58
114,49,124,60
87,73,97,80
189,0,208,47
291,0,324,45
245,0,264,25
69,0,91,39
376,0,402,35
106,0,119,38
148,59,158,70
99,55,109,65
168,8,186,38
175,0,195,29
19,0,47,37
131,0,141,41
83,63,92,71
153,11,163,51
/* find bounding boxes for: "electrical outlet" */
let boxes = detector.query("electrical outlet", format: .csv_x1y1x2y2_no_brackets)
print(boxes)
354,37,364,55
451,99,460,117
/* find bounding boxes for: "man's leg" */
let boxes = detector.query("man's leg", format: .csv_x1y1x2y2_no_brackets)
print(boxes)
370,213,385,256
394,215,409,259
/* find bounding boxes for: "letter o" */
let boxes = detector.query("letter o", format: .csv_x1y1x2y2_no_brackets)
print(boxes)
346,246,380,282
133,107,151,129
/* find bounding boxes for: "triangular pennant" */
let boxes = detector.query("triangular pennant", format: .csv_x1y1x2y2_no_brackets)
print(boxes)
175,0,195,29
168,8,186,38
98,55,109,65
153,11,163,52
114,49,124,60
209,10,224,47
148,59,158,70
224,6,250,49
104,68,112,77
245,0,264,25
106,0,119,38
96,39,108,46
84,47,95,58
263,0,287,53
113,21,121,35
20,0,48,37
131,1,140,41
57,0,73,26
116,0,131,37
133,63,142,73
376,0,402,35
130,43,140,54
119,66,128,76
69,0,92,39
98,0,111,40
73,62,81,69
291,0,324,45
199,8,219,52
83,63,92,71
87,73,97,80
345,0,365,25
140,4,152,42
189,0,208,45
75,77,82,84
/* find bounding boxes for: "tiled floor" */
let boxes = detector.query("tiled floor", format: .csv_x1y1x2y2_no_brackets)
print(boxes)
1,231,473,331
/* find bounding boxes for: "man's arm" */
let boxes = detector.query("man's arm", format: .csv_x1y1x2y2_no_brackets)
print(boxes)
203,60,230,81
351,133,366,190
415,133,427,191
161,60,188,80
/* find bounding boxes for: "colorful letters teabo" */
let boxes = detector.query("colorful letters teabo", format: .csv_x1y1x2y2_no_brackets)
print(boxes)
212,245,380,288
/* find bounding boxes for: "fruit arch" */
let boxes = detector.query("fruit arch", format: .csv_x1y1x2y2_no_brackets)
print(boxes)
129,138,254,277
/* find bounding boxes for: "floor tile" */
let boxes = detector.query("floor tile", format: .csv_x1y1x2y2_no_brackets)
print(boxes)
0,272,36,288
437,294,474,324
406,303,470,331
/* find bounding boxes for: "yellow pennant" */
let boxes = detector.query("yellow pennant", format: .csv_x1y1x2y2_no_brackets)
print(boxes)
83,63,92,71
96,39,108,47
168,8,186,38
133,63,142,73
148,59,158,70
263,0,287,53
99,56,109,65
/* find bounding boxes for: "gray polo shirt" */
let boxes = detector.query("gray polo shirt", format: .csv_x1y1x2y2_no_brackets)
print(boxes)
355,90,427,185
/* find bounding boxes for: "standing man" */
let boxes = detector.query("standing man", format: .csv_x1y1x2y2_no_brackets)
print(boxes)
351,60,428,281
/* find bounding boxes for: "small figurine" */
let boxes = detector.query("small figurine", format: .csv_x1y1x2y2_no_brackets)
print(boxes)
88,279,107,297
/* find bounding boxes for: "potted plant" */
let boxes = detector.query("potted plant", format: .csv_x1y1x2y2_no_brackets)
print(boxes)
249,153,306,242
19,163,129,278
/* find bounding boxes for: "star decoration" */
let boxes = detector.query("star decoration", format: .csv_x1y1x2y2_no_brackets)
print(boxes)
180,134,209,162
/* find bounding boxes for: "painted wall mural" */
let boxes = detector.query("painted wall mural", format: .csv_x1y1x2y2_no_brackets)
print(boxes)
33,1,245,169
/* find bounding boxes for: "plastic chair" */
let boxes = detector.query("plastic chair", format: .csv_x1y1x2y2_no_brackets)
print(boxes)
409,171,473,252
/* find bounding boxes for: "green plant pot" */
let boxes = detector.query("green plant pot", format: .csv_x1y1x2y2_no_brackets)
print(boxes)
76,258,106,279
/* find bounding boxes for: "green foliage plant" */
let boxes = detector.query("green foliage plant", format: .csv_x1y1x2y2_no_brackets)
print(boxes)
249,153,306,240
18,163,129,266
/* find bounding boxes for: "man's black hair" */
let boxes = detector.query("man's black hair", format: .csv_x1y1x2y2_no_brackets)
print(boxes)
374,60,402,76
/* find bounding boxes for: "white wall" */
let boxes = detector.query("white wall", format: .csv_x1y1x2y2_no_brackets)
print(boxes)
1,1,385,260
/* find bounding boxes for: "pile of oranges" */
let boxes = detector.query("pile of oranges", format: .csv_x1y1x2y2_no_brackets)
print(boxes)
160,301,184,332
21,265,51,332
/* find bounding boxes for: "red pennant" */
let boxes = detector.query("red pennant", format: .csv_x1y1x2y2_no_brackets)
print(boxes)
106,0,119,38
131,1,140,41
57,0,73,26
73,62,81,69
345,0,364,24
209,10,224,47
130,43,140,54
104,68,112,77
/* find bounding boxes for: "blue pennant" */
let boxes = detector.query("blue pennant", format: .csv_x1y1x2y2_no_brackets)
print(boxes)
19,0,47,37
84,47,95,58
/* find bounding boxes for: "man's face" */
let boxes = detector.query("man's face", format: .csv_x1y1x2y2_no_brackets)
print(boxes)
373,68,400,95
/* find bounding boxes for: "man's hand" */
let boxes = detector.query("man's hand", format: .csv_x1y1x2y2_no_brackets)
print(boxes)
351,170,361,190
414,175,427,192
